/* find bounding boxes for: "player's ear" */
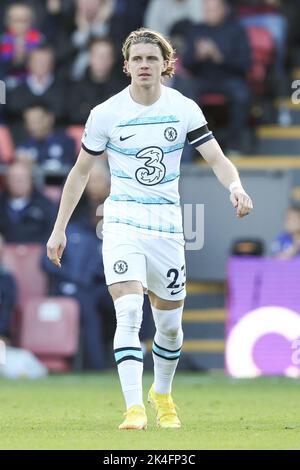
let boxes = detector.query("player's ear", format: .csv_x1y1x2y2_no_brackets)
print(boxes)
163,60,169,73
124,60,130,76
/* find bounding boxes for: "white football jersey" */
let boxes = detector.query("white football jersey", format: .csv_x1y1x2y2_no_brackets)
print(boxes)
82,85,213,239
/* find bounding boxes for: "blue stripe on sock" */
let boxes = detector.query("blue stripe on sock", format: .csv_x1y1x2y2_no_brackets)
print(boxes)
152,342,181,360
114,348,143,363
116,356,143,365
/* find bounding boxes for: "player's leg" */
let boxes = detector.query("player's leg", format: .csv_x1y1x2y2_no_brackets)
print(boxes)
102,233,148,429
148,293,184,396
144,237,186,428
108,281,147,429
147,292,183,428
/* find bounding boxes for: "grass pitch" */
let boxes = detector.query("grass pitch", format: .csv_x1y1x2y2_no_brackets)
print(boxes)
0,372,300,450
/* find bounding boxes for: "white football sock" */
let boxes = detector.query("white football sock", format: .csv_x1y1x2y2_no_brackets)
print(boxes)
151,305,184,394
113,294,144,409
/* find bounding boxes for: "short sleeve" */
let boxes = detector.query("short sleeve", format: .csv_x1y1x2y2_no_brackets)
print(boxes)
185,99,214,147
81,109,108,156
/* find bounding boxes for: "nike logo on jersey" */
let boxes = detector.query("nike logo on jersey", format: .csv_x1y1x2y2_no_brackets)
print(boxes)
120,134,136,141
170,288,185,295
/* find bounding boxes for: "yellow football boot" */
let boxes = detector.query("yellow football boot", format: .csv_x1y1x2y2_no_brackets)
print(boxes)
148,385,181,429
118,405,147,430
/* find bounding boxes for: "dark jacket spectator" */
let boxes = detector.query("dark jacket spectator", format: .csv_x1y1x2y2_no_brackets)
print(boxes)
0,234,17,341
183,3,250,82
16,104,75,169
67,38,125,124
8,45,67,123
0,162,56,243
182,0,251,151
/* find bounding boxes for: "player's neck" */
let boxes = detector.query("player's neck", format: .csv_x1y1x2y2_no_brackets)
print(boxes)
129,83,162,106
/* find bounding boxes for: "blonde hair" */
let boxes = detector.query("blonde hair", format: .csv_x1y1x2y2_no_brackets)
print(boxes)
122,28,176,78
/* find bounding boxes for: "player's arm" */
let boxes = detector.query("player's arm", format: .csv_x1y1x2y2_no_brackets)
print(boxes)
47,148,98,267
195,137,253,218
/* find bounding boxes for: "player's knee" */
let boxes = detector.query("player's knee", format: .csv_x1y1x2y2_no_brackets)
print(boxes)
154,307,183,340
126,297,143,328
114,294,144,330
157,317,183,339
163,325,183,340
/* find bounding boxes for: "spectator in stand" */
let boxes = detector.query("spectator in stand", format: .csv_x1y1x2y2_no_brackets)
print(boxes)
0,0,73,36
0,161,56,243
69,0,151,80
16,104,75,170
41,162,113,370
144,0,203,37
67,38,125,125
8,45,67,125
0,233,17,343
230,0,289,122
35,0,74,44
271,206,300,259
0,2,43,90
231,0,287,74
285,0,300,48
70,0,117,80
182,0,251,153
8,0,77,79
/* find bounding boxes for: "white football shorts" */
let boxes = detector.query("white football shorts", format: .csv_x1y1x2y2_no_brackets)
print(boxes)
102,230,186,301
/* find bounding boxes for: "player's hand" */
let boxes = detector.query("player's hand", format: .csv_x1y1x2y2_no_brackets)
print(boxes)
230,189,253,218
46,231,67,268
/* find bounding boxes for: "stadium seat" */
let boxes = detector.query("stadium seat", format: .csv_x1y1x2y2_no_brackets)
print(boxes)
0,125,15,163
66,125,84,154
246,26,275,95
200,93,227,107
20,297,80,372
3,244,47,305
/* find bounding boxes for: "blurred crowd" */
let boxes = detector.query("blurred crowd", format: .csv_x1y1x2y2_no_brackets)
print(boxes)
1,0,300,370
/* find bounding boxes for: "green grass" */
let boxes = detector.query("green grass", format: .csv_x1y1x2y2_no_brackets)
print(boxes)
0,372,300,450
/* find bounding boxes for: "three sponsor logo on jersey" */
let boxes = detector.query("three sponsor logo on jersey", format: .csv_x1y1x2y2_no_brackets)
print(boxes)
118,127,178,186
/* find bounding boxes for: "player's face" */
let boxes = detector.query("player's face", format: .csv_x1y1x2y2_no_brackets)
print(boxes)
125,43,167,88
